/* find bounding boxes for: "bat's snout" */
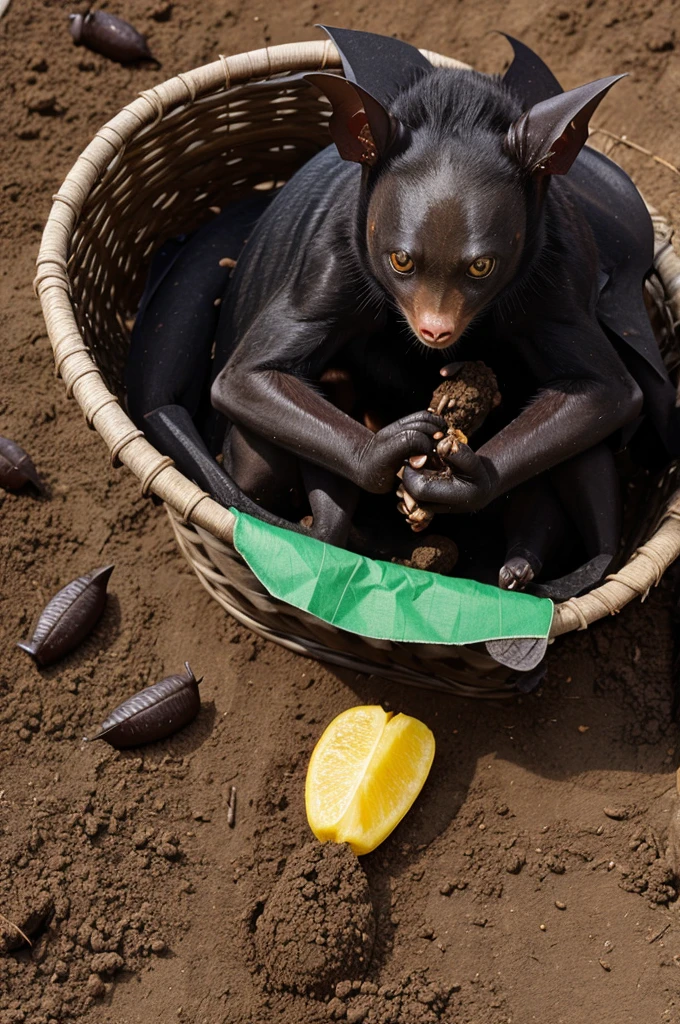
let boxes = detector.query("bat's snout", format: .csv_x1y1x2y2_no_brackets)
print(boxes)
407,310,457,349
400,292,468,349
417,313,454,347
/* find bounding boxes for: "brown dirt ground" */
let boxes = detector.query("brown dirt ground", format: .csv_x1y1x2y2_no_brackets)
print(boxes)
2,1,680,1022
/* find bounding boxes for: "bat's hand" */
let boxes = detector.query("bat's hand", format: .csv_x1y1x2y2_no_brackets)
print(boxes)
402,438,496,513
356,410,445,494
439,362,465,379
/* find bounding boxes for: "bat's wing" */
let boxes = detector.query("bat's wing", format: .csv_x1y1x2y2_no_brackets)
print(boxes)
318,25,432,107
143,405,305,532
485,635,548,673
530,553,614,601
500,33,562,108
133,235,186,328
127,195,272,437
502,35,676,447
125,194,310,530
567,147,671,394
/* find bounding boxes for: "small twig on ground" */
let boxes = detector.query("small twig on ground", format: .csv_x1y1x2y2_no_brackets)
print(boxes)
589,127,680,177
0,912,32,948
227,786,237,828
647,921,671,944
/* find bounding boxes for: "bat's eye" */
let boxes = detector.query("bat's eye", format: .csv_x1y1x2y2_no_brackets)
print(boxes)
467,256,496,279
389,250,415,274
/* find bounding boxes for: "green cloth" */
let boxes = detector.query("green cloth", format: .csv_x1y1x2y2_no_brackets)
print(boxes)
232,509,554,646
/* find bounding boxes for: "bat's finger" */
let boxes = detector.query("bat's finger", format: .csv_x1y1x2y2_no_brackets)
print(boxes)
393,410,447,434
401,429,439,457
402,465,457,503
407,508,431,526
401,489,418,513
439,441,486,482
402,420,446,444
439,362,465,379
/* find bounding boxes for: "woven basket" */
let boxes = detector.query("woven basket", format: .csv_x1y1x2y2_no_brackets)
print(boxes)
35,41,680,698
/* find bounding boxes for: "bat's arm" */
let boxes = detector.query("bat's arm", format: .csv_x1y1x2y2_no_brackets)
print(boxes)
477,372,642,494
211,329,443,494
403,319,643,511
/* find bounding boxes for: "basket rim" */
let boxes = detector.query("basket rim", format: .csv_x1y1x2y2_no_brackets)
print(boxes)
35,38,680,642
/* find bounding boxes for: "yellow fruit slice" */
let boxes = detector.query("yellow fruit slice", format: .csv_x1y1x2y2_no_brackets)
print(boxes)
305,705,435,856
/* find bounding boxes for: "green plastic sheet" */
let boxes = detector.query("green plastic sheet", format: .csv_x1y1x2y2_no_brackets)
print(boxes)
232,507,553,643
232,510,554,646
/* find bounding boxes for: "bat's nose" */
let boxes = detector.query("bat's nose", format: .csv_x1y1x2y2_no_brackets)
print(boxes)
418,314,453,346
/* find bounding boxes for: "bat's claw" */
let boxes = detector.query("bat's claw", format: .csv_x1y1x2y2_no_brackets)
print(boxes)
395,482,434,532
498,556,535,591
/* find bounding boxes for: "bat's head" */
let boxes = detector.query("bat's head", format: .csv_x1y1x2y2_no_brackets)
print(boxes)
307,64,622,350
363,112,529,349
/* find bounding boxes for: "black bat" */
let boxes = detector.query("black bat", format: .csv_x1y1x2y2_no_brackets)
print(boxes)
209,27,675,562
305,29,673,597
127,28,676,593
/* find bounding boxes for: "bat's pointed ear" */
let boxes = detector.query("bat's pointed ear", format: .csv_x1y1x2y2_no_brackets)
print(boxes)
305,72,403,167
499,32,562,108
505,74,625,176
316,24,432,107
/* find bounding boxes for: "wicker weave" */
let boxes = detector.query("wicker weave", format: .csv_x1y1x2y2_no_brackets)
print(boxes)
35,40,680,697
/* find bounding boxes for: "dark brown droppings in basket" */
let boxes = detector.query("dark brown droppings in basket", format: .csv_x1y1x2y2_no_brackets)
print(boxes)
398,362,500,532
393,535,459,575
429,362,501,441
251,841,375,997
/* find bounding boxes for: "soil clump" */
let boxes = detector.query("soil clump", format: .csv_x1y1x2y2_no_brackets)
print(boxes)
251,841,375,996
429,363,501,441
393,536,459,574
